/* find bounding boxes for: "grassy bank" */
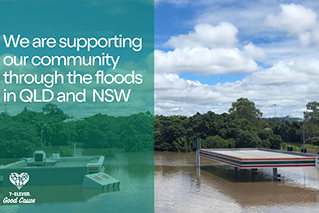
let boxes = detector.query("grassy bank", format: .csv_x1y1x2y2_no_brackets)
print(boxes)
282,142,319,154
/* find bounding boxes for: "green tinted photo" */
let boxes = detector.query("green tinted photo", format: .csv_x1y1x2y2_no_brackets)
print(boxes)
0,0,154,212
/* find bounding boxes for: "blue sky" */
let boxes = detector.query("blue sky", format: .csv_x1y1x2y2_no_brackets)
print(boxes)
1,0,319,118
154,0,319,117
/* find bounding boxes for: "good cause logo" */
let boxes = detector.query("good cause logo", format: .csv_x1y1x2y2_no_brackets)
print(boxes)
9,172,29,190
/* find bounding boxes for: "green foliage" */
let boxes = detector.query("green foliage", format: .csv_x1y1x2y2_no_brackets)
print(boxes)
235,130,262,148
303,101,319,140
0,104,153,158
282,143,301,152
266,101,319,145
304,101,319,120
42,103,69,121
104,149,115,158
0,117,38,158
59,146,73,157
202,135,233,148
75,112,153,152
229,98,263,126
2,99,318,157
154,98,285,152
267,119,302,143
258,129,282,149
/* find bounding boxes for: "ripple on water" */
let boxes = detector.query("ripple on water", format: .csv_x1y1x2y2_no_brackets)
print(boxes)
155,152,319,213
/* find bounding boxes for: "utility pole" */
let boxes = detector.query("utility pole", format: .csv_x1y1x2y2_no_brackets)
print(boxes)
41,120,50,150
273,104,277,126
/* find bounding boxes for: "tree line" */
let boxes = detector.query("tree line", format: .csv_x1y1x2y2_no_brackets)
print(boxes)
0,98,318,157
0,103,153,158
155,98,319,152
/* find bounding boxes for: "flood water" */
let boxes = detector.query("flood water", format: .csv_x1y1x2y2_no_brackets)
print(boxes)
1,150,319,212
155,151,319,213
0,148,154,213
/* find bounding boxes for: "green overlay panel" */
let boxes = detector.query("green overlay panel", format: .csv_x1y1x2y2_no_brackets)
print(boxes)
0,0,154,212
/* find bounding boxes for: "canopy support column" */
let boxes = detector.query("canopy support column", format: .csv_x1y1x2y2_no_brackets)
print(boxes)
196,137,201,167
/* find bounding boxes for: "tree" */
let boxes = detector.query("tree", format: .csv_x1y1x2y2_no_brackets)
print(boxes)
229,98,263,128
0,118,38,158
303,101,319,141
202,135,230,148
304,101,319,120
229,98,262,119
153,98,284,151
235,130,262,148
42,103,69,121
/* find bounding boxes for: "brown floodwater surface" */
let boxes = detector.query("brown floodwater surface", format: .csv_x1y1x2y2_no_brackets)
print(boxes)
155,151,319,213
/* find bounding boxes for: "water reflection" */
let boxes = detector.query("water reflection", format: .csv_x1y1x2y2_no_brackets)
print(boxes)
0,149,154,213
0,185,119,204
200,165,271,182
155,151,319,213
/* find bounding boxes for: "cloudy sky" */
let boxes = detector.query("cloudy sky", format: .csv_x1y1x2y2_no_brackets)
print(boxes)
0,1,154,118
154,0,319,118
1,0,319,118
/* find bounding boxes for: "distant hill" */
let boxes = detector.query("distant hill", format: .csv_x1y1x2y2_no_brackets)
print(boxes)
264,116,303,122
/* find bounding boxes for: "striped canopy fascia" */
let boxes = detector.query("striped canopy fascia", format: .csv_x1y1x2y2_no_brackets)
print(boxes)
199,149,317,168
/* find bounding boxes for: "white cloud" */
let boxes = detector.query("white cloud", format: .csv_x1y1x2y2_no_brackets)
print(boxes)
166,22,238,48
154,1,319,117
266,4,317,34
246,61,311,85
155,59,319,117
298,23,319,45
155,47,259,75
156,23,262,75
155,73,229,115
243,43,266,60
265,3,319,46
190,2,279,38
188,2,319,48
